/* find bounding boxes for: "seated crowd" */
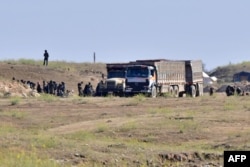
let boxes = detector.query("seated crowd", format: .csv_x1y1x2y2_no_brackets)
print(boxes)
12,77,67,97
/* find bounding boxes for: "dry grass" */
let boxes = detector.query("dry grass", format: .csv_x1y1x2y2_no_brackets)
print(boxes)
0,93,249,166
0,60,249,166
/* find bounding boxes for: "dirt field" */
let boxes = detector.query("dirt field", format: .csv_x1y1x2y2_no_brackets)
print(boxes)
0,94,249,166
0,61,249,167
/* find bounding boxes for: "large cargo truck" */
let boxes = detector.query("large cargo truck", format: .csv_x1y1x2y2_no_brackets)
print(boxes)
125,59,203,98
97,63,129,96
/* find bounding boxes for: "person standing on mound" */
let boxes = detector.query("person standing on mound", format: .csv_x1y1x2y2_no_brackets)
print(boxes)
43,50,49,66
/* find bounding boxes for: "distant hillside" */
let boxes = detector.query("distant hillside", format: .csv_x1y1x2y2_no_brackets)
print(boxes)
209,61,250,83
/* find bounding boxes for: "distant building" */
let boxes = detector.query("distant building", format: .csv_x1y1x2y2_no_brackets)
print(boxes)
233,71,250,82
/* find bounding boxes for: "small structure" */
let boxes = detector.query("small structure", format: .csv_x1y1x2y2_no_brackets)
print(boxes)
233,71,250,82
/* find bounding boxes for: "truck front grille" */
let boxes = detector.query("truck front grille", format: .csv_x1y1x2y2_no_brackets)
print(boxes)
107,81,116,89
127,82,148,91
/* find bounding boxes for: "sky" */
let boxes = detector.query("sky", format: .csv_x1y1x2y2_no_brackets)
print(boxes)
1,0,250,71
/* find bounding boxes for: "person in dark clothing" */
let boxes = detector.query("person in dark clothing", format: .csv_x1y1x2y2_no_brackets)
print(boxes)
226,85,235,96
209,87,214,96
61,82,65,93
78,82,83,96
37,82,42,93
95,80,105,96
43,50,49,66
58,81,65,97
83,84,88,96
236,87,242,95
53,81,57,95
48,80,54,94
84,82,94,96
43,80,48,93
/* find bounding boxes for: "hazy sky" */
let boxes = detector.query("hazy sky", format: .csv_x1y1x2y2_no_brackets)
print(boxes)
1,0,250,70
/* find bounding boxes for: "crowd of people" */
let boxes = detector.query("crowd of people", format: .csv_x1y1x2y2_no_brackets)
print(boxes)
77,82,95,97
13,77,101,98
41,80,66,97
13,77,67,97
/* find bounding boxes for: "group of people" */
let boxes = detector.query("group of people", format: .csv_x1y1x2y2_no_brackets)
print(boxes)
225,85,243,96
13,78,67,97
77,82,95,97
209,85,246,96
77,80,109,97
41,80,66,97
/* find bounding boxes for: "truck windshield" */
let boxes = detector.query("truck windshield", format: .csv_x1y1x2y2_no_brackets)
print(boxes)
107,71,125,78
126,67,149,77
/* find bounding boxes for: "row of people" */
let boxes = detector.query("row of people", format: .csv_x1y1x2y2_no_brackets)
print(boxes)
41,80,66,97
12,77,66,97
16,77,247,97
13,77,102,97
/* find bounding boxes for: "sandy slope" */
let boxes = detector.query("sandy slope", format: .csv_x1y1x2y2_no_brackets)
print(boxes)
0,61,106,97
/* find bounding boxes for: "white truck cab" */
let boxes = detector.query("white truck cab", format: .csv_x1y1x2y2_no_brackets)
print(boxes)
125,65,157,97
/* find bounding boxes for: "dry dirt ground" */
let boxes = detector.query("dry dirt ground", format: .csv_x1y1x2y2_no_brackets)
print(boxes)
0,61,249,167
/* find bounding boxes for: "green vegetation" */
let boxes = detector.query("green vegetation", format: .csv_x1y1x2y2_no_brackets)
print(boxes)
0,109,26,119
0,149,61,167
66,131,96,141
95,123,109,133
0,123,16,136
124,94,146,106
38,93,58,102
10,97,21,105
31,135,61,149
3,59,42,66
2,59,105,72
117,121,137,132
133,93,146,102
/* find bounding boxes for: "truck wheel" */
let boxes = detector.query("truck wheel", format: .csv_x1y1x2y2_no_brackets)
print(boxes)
151,86,157,98
197,84,203,96
174,86,179,98
169,86,174,97
191,85,196,98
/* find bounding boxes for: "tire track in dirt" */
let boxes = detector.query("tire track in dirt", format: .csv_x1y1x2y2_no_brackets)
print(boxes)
47,115,160,135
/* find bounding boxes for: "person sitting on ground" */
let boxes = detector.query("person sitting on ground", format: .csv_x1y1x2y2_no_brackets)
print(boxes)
37,82,42,93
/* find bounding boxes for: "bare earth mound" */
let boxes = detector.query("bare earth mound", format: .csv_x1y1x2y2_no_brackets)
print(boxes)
0,61,106,97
